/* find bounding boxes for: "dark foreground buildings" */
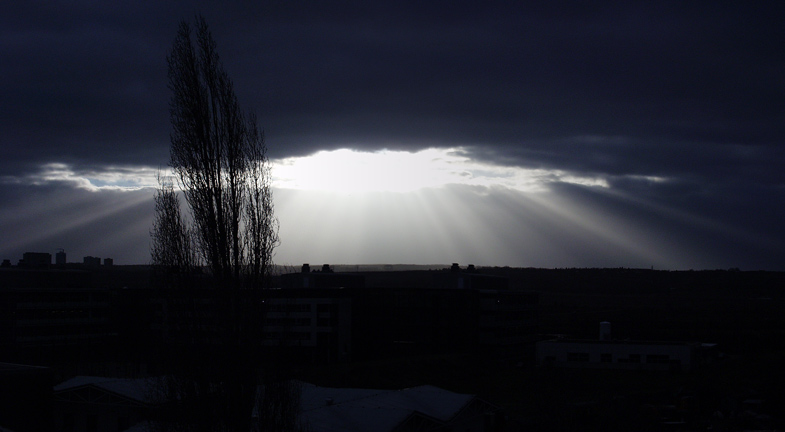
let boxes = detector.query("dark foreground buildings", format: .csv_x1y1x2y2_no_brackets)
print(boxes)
1,262,533,431
134,263,538,365
1,262,539,372
6,263,785,431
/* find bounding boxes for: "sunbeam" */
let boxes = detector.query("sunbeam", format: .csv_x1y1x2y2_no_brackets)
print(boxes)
2,149,773,269
0,187,154,255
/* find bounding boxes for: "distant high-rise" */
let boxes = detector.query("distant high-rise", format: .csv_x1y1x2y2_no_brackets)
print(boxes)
103,258,113,267
56,249,66,265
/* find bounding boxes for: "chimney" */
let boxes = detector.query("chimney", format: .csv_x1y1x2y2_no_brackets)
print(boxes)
302,263,310,273
599,322,611,341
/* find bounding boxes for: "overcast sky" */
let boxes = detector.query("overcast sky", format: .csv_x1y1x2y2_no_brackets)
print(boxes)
1,2,783,270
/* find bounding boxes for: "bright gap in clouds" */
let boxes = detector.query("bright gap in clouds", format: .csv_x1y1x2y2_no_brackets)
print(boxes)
14,148,610,194
270,148,695,269
4,148,756,268
271,147,609,193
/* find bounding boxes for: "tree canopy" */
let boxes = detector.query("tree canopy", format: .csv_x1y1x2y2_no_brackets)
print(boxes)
152,15,278,290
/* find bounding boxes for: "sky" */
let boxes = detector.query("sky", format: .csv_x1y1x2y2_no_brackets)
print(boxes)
1,2,784,270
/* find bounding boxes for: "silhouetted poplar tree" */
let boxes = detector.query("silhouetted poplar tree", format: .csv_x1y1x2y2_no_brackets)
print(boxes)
164,16,278,288
149,15,294,432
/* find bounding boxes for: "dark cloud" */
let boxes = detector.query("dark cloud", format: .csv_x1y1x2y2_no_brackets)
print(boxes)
4,2,783,164
1,2,783,268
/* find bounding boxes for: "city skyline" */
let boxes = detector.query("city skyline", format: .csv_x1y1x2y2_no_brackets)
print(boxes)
1,2,784,270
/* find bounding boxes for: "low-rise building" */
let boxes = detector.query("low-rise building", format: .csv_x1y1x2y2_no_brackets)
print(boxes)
536,323,717,372
536,338,703,372
53,376,157,432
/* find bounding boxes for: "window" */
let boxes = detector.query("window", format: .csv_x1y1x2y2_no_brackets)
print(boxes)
284,332,311,341
646,354,670,364
567,352,590,362
600,353,612,363
318,303,336,313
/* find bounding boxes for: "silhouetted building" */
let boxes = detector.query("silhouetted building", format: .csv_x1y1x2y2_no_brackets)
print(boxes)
19,252,51,269
478,289,539,346
130,264,537,366
103,258,113,267
351,286,479,358
260,288,352,363
349,265,537,359
56,249,66,266
83,256,101,267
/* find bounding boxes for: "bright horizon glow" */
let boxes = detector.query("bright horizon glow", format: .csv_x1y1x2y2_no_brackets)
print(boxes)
4,148,761,269
271,147,610,193
4,148,614,195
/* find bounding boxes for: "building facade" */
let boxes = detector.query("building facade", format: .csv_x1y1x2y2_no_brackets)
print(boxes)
536,339,703,372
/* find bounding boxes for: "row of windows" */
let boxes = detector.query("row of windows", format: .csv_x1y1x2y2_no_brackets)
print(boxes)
566,352,675,364
617,354,642,363
14,309,106,320
480,310,535,321
265,317,312,326
264,317,341,327
16,300,108,310
567,352,590,362
266,304,312,313
262,331,311,341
